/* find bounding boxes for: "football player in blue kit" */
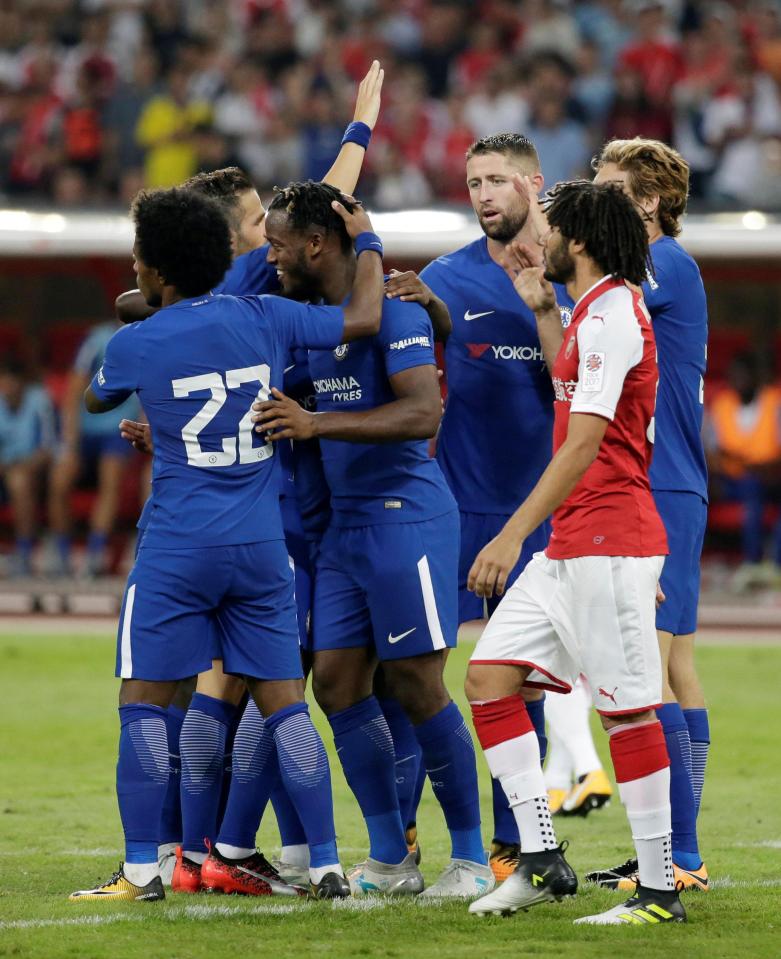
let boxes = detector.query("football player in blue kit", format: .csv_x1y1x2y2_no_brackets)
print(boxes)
115,63,384,891
384,133,579,880
253,180,493,900
69,184,385,903
587,138,710,893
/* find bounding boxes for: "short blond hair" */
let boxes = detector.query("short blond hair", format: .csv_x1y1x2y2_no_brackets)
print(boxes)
593,138,689,237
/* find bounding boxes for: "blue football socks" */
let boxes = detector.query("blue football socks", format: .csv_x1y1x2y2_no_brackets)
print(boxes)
269,702,339,870
378,697,423,830
117,703,169,865
414,701,485,865
270,783,307,848
217,699,279,850
328,696,408,865
683,707,710,817
158,704,185,846
657,702,700,869
180,693,237,856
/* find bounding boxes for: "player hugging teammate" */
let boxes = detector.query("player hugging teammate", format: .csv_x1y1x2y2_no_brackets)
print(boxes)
70,103,706,928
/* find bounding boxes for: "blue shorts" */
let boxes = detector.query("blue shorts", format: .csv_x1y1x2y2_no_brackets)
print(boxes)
81,431,133,460
281,494,320,653
313,510,459,661
654,490,707,636
116,540,301,682
458,511,551,624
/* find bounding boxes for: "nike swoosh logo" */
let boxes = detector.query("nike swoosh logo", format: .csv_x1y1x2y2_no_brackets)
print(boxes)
284,364,295,373
388,627,416,645
464,309,495,321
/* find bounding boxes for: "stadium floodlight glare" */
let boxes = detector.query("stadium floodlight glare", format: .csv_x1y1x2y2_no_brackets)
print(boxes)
741,211,767,231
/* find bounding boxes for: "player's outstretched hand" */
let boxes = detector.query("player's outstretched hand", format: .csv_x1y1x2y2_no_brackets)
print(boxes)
253,388,316,441
119,419,153,455
353,59,384,130
332,195,373,239
504,255,556,313
467,531,522,599
384,269,433,305
512,173,548,245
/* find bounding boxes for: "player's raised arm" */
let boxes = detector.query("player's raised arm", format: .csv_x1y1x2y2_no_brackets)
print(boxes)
332,197,384,342
321,60,384,196
384,270,453,341
502,240,562,373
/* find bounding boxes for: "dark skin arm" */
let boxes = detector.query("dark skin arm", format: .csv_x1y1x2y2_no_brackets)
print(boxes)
253,364,442,443
330,198,385,342
84,386,126,414
383,270,453,342
115,289,158,324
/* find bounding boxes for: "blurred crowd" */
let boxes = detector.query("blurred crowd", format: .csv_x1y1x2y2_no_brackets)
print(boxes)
1,0,781,210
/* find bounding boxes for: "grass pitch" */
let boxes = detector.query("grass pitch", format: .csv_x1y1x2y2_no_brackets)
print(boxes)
0,630,779,959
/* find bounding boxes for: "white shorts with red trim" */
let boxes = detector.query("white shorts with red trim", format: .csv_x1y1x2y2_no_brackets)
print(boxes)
470,551,665,716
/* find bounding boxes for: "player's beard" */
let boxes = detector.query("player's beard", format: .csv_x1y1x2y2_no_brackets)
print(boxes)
543,238,575,285
278,249,317,302
478,205,528,243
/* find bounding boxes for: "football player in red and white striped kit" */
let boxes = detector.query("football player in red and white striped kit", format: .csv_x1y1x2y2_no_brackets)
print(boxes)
464,180,685,926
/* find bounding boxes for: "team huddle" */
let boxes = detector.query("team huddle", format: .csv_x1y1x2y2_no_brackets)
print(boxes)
67,63,711,928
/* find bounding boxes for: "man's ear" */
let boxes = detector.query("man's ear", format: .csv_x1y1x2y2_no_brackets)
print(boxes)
638,193,660,220
307,230,326,259
570,238,586,256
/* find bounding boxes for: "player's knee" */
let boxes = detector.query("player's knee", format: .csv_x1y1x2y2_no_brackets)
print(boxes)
311,665,369,716
384,656,448,724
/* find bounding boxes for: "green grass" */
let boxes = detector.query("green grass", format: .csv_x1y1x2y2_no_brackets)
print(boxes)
0,633,779,958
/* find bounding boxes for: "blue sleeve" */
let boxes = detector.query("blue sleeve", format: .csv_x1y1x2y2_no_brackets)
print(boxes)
419,258,450,299
380,299,436,378
89,324,141,405
258,295,345,351
216,244,280,295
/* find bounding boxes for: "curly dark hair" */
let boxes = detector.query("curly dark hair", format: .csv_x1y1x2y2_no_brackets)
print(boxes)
465,132,539,168
131,187,233,296
183,166,255,230
545,180,650,286
267,180,355,252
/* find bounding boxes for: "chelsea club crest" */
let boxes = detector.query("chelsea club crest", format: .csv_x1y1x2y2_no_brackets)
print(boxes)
334,344,349,361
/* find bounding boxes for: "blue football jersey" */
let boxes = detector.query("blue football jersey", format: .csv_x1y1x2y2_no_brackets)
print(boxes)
213,243,279,297
644,236,708,500
307,295,457,526
216,242,331,535
91,293,344,548
421,237,570,515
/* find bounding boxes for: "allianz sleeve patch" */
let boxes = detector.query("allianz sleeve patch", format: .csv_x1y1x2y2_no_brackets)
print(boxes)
581,351,605,392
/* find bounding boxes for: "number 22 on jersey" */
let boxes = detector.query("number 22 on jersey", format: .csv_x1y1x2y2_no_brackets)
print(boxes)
173,364,272,468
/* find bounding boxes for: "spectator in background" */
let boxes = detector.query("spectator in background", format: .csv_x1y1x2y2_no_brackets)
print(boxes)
135,63,212,187
519,0,581,63
0,360,55,576
300,82,344,181
372,140,433,208
6,54,61,196
417,0,467,97
604,64,672,142
706,352,781,590
47,321,140,577
464,62,530,139
430,90,477,201
103,47,160,197
572,37,614,125
526,54,591,185
702,56,781,206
